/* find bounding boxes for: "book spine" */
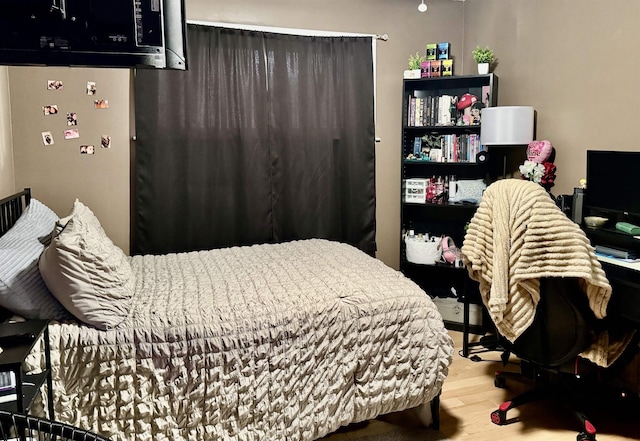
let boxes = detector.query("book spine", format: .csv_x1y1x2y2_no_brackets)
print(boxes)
0,371,16,390
409,97,416,126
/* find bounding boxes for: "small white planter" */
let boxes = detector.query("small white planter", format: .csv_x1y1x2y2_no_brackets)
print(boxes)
403,69,422,79
477,63,490,74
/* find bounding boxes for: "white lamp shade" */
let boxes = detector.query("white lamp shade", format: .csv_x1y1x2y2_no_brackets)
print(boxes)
480,106,535,145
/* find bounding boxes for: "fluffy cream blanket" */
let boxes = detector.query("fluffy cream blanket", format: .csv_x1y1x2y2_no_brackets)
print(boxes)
462,179,631,367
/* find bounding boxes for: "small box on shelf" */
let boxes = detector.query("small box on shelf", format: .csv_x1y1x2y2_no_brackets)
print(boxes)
430,60,441,77
420,61,431,78
437,42,450,60
442,59,453,76
426,43,437,60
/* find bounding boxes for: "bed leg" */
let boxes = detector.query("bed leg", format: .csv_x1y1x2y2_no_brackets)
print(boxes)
412,393,440,429
430,394,441,430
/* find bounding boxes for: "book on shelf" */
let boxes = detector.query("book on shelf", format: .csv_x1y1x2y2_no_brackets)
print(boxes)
405,134,480,163
0,391,17,404
407,93,485,128
413,137,422,156
0,371,17,404
0,371,15,390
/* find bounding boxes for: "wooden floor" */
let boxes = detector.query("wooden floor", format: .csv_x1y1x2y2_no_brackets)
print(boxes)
322,330,640,441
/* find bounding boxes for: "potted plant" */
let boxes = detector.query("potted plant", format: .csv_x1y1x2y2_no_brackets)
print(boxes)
472,45,495,74
405,52,426,79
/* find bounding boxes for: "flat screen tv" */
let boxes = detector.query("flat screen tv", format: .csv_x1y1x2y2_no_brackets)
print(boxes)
586,150,640,217
0,0,187,70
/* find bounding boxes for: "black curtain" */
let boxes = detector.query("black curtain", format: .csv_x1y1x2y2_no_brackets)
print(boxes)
133,25,375,256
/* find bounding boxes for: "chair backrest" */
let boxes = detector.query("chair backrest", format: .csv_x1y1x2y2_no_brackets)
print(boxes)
507,277,598,368
0,411,112,441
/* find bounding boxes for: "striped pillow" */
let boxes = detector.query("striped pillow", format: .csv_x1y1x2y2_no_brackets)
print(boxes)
0,199,72,320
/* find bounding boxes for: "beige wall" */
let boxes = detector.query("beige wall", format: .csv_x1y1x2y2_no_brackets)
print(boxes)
462,0,640,195
2,0,640,270
9,68,130,252
0,67,14,196
185,0,467,268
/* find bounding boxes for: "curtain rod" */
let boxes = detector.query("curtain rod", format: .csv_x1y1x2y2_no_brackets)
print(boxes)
187,20,388,41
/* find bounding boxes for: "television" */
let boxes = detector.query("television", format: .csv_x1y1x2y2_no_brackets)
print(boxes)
586,150,640,217
0,0,187,70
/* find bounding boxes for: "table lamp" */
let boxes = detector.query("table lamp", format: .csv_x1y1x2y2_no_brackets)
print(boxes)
480,106,535,178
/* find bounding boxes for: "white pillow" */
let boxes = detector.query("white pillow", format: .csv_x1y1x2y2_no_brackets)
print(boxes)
39,200,134,330
0,198,72,319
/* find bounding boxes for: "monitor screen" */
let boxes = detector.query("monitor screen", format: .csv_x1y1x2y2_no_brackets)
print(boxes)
586,150,640,217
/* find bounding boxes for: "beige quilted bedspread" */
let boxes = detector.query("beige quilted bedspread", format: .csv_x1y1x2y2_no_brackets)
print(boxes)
35,239,453,441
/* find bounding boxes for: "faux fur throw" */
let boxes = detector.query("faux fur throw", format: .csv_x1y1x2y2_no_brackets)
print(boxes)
462,179,632,367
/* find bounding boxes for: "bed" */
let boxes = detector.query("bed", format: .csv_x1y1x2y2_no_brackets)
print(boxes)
0,188,454,441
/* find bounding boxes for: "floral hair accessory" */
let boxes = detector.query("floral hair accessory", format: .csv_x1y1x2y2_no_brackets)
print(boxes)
520,160,556,190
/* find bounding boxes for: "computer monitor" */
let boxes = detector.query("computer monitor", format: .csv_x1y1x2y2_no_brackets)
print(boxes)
586,150,640,217
0,0,187,70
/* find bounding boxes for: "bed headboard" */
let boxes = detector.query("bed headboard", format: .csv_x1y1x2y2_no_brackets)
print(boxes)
0,188,31,237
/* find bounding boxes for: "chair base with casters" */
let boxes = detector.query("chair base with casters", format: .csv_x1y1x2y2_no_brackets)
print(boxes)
491,360,599,441
486,277,619,441
0,410,112,441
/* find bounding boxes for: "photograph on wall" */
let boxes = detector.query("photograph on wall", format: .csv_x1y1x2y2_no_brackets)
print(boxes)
101,135,112,149
42,105,59,115
41,131,54,146
64,129,80,140
47,80,63,90
80,145,95,155
66,112,78,126
86,81,96,95
94,99,109,109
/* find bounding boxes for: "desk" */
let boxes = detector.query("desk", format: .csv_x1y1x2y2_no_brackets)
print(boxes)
598,255,640,325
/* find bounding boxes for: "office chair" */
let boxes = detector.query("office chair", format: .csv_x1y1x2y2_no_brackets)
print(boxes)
0,410,112,441
461,179,636,441
490,277,601,441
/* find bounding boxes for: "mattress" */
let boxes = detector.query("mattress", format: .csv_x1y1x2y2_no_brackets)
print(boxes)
32,239,453,441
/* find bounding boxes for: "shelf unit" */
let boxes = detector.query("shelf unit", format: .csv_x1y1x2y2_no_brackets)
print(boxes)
400,74,498,357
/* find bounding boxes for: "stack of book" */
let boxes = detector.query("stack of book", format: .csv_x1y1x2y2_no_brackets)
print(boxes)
0,370,17,404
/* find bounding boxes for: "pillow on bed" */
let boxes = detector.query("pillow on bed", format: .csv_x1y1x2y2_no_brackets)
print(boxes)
39,200,134,330
0,198,72,320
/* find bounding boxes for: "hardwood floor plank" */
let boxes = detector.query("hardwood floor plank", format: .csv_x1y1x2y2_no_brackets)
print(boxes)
323,330,640,441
